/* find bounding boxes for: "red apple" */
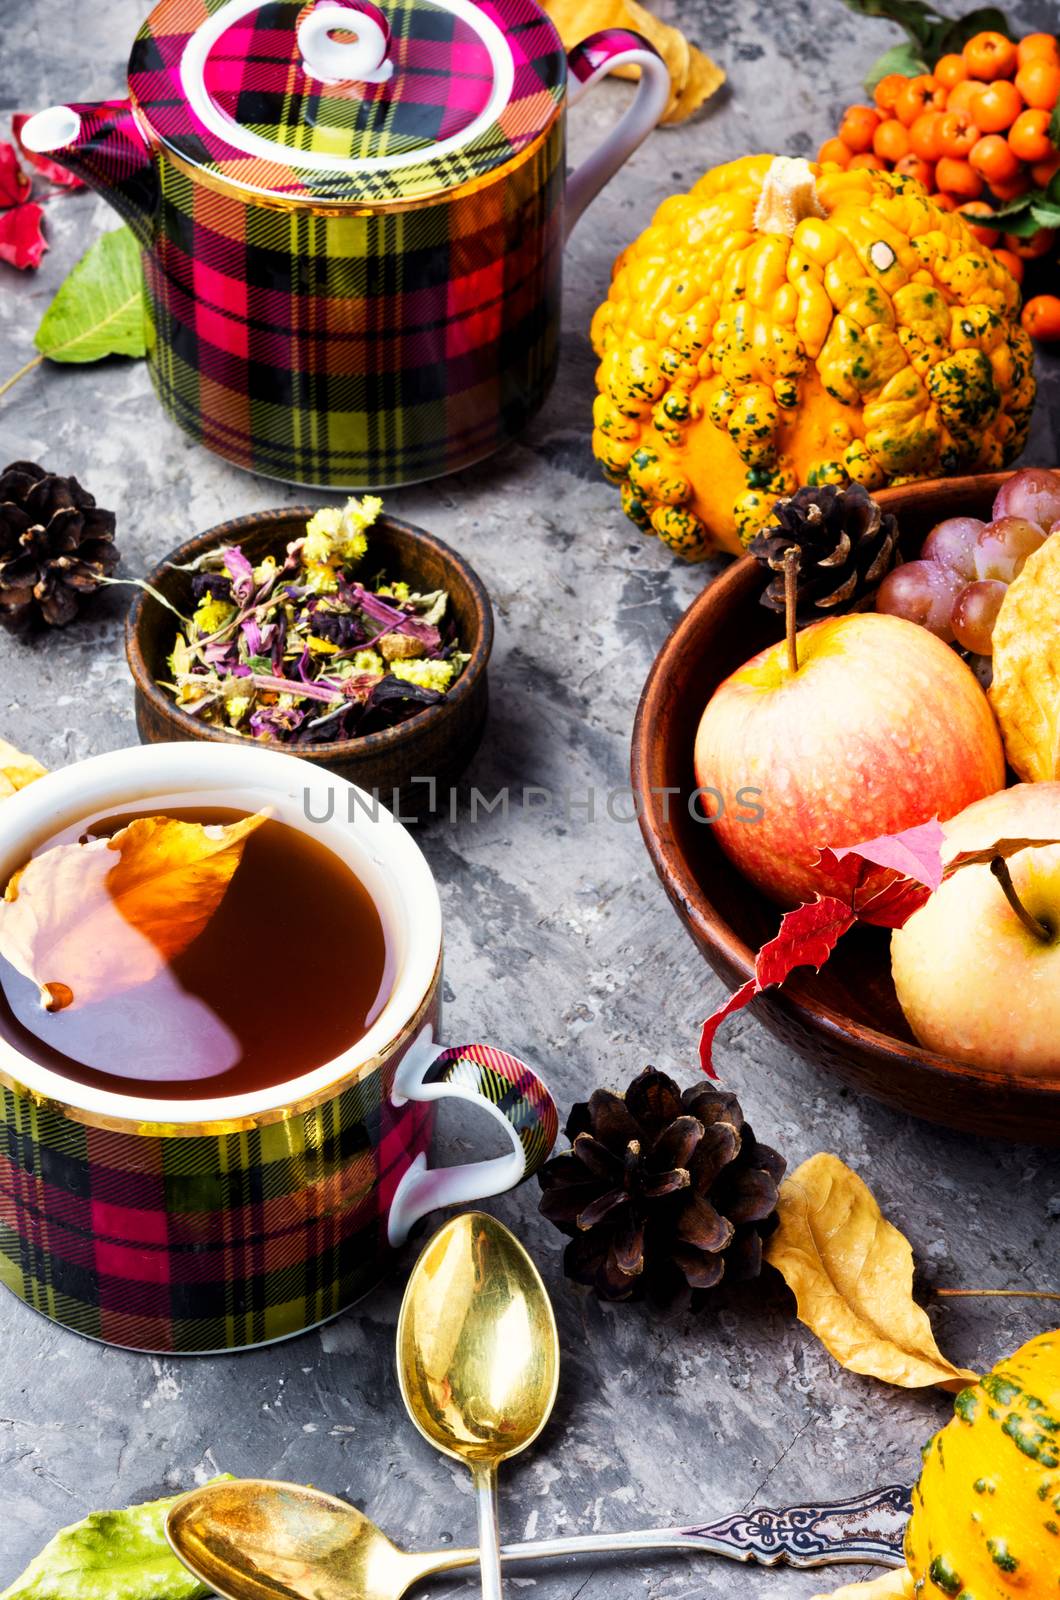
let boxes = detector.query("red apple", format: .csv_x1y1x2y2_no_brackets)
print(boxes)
891,784,1060,1076
693,612,1005,907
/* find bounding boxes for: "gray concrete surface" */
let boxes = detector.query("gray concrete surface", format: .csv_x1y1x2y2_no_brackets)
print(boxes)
2,0,1060,1590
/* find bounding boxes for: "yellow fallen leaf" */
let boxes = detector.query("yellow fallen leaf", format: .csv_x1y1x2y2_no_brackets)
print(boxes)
765,1153,978,1393
812,1570,915,1599
0,738,46,799
0,810,268,1011
990,531,1060,782
543,0,724,124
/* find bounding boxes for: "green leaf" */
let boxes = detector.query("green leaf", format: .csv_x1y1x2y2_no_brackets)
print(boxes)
1030,199,1060,228
1049,98,1060,151
840,0,1014,62
865,38,929,92
839,0,943,51
0,1480,231,1600
34,226,146,365
936,6,1014,52
985,199,1040,233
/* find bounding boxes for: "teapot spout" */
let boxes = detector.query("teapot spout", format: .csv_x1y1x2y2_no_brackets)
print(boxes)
20,100,158,248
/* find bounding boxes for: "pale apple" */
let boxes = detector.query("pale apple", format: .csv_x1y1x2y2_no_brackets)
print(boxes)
891,783,1060,1077
694,612,1005,906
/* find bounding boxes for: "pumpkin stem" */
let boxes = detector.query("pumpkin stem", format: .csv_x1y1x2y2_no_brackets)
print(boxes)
784,547,800,676
753,156,827,238
990,855,1052,942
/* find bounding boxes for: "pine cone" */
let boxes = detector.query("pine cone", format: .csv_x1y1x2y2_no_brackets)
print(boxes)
750,483,899,622
0,460,119,632
538,1067,785,1311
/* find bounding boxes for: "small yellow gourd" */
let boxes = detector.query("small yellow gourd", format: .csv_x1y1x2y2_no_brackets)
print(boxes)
814,1332,1060,1600
590,155,1036,558
906,1330,1060,1596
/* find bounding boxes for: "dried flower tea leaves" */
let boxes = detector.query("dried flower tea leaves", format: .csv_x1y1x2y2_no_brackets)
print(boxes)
0,738,46,799
163,500,470,744
542,0,724,124
989,532,1060,782
765,1153,977,1392
0,811,267,1011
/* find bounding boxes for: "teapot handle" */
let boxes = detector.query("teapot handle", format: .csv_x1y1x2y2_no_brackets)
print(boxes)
564,30,670,239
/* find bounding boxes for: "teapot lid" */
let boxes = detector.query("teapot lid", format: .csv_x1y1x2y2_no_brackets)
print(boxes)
129,0,566,204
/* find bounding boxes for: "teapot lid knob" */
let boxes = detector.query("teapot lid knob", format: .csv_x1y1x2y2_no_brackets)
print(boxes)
298,0,393,84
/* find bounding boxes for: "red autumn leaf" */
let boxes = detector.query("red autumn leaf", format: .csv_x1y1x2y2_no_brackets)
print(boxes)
849,874,931,929
699,979,756,1078
829,817,947,893
11,115,84,190
699,818,948,1074
0,141,31,208
0,202,47,269
699,896,856,1076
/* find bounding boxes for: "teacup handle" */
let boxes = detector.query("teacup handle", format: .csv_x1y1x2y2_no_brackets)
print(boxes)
565,30,671,239
387,1042,558,1246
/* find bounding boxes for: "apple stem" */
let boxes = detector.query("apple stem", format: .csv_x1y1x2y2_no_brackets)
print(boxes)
784,547,800,676
990,855,1052,942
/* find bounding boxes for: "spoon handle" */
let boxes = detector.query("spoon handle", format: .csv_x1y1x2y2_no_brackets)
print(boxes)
473,1463,504,1600
496,1484,913,1570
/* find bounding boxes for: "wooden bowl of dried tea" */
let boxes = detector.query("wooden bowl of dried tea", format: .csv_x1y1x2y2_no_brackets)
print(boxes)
126,502,493,813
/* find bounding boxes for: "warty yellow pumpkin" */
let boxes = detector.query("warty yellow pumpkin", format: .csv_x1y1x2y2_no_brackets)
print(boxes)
813,1330,1060,1600
590,155,1036,558
905,1329,1060,1596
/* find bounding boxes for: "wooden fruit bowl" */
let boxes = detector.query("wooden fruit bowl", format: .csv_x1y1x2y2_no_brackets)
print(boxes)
632,470,1060,1145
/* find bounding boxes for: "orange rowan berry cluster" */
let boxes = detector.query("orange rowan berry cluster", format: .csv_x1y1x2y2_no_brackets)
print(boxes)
819,30,1060,337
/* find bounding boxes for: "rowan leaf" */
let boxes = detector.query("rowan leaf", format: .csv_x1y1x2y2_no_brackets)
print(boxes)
0,738,47,799
765,1153,978,1392
864,40,928,92
0,811,267,1011
1031,199,1060,229
34,226,145,364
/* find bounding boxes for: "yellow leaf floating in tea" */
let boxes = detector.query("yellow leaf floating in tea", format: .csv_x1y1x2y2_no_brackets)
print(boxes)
0,738,47,799
989,532,1060,782
541,0,724,124
765,1153,977,1393
0,811,268,1011
812,1571,915,1599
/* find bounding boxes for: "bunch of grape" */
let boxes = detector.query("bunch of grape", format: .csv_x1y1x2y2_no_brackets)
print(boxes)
876,467,1060,655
